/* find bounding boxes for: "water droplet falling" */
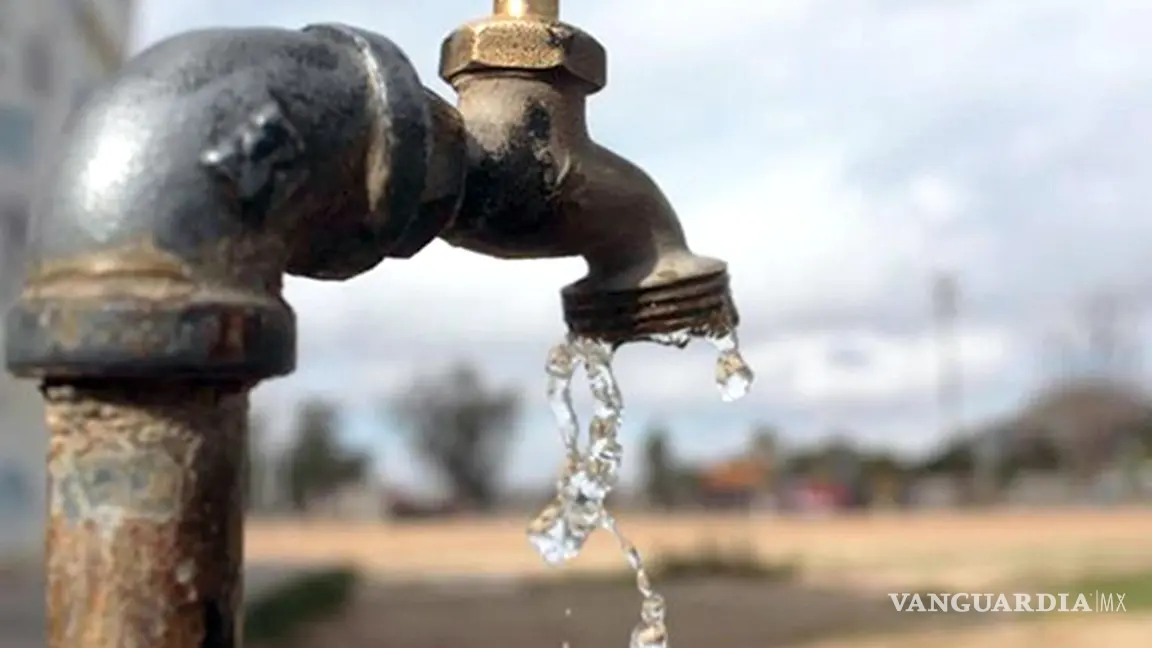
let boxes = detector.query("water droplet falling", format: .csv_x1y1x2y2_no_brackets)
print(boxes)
561,607,573,648
710,331,754,402
529,327,755,648
528,336,620,565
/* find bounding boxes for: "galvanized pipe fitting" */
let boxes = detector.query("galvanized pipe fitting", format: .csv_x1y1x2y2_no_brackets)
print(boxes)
6,23,464,648
7,24,464,381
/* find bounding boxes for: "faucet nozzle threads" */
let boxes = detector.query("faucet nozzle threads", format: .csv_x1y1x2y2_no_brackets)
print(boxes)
561,270,739,348
493,0,559,19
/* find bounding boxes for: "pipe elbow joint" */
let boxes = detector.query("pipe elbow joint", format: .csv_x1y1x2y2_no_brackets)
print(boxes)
439,71,737,346
6,25,465,381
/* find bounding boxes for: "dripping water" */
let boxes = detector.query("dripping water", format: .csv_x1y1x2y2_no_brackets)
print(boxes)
528,328,755,647
712,330,754,401
561,608,572,648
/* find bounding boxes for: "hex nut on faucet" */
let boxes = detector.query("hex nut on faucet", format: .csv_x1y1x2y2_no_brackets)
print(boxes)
439,18,607,91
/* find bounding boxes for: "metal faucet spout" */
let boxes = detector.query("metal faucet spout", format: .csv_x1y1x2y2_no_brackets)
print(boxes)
438,6,739,345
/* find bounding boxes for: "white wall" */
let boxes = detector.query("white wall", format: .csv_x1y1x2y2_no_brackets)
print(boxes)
0,0,134,558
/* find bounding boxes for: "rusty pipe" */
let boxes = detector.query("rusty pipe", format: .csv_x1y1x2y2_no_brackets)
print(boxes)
44,380,246,648
5,24,464,648
438,8,738,345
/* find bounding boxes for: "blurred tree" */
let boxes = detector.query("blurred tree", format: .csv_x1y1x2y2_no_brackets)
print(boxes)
389,363,520,511
917,437,974,476
1011,435,1063,473
783,447,823,477
676,468,706,506
284,399,368,511
642,425,677,509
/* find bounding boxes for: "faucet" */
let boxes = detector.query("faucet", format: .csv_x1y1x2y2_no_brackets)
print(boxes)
5,2,741,646
438,0,736,343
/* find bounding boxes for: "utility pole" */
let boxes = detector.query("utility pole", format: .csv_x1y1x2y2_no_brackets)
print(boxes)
1080,288,1144,496
931,271,990,503
1083,290,1122,380
1081,288,1144,383
931,271,960,439
931,272,960,469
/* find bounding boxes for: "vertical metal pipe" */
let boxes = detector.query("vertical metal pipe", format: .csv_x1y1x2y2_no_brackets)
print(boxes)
492,0,560,19
44,380,247,648
6,25,456,648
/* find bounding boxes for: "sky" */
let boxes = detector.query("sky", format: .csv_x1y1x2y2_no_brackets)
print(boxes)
130,0,1152,491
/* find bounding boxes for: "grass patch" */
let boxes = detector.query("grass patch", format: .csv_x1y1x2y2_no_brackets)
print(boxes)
245,566,360,644
543,543,799,588
1042,569,1152,612
646,543,798,582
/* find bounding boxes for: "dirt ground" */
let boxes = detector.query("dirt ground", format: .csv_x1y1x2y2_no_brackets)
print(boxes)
296,579,1148,648
247,508,1152,585
803,617,1152,648
297,579,982,648
250,509,1152,647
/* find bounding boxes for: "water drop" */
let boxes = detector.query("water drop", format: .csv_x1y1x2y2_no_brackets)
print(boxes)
545,342,582,460
531,326,754,648
527,338,618,565
649,330,692,348
710,331,754,402
527,495,586,564
562,607,573,648
629,592,669,648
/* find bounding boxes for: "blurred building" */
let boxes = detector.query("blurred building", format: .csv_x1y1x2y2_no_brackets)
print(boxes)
697,457,766,509
0,0,134,556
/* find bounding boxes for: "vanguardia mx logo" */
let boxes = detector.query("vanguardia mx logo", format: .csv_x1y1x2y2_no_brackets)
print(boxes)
888,591,1127,613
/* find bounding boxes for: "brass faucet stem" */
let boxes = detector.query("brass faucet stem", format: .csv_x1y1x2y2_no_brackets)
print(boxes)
493,0,559,19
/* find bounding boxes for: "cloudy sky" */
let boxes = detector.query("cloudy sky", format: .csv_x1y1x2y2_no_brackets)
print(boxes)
131,0,1151,490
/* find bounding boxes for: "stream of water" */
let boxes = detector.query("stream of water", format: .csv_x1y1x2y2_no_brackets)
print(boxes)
527,330,755,647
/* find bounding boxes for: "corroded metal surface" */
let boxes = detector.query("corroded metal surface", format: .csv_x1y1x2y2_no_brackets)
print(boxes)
5,25,465,381
44,381,246,648
562,271,739,346
439,0,740,344
8,0,746,370
3,5,753,647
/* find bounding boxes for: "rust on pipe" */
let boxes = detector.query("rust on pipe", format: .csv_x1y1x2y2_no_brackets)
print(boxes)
44,380,247,648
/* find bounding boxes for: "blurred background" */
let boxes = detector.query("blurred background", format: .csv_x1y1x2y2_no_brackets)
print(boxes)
3,1,1152,646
